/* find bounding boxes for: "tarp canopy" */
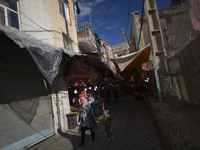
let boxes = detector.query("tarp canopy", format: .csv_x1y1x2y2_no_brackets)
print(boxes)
113,44,151,81
0,25,63,84
79,55,113,77
0,25,113,83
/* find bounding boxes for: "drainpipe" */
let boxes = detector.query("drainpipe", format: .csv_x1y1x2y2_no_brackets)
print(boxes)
164,26,171,56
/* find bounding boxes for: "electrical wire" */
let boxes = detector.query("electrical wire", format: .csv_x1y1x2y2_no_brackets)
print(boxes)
19,7,103,51
97,0,113,34
20,10,100,48
20,23,42,30
19,10,79,47
125,0,131,35
104,30,122,36
20,10,62,40
20,10,52,35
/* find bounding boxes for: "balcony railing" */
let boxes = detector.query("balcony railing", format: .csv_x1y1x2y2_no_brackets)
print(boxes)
77,22,96,45
0,3,19,29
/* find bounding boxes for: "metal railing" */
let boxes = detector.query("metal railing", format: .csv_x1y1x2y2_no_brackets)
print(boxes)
0,3,19,29
77,22,96,45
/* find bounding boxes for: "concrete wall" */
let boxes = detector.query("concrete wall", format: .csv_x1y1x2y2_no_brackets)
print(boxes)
133,12,146,49
159,6,197,56
50,62,71,132
47,0,79,52
0,44,54,149
99,39,115,71
19,0,54,45
67,0,79,52
0,96,54,150
17,0,79,132
142,3,198,101
169,36,200,104
142,3,197,56
18,0,79,52
150,97,200,150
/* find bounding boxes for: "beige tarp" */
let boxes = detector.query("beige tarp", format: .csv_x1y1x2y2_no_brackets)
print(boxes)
113,44,151,81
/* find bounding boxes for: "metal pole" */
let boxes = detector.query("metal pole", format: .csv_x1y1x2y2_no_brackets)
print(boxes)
164,26,171,56
122,28,130,54
144,0,164,102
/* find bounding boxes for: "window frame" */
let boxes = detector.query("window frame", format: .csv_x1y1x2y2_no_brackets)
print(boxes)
59,0,71,25
62,33,72,50
0,0,20,29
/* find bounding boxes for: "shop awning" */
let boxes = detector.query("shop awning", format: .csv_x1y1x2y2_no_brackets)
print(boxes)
0,25,113,83
113,44,151,81
0,25,64,84
0,25,86,84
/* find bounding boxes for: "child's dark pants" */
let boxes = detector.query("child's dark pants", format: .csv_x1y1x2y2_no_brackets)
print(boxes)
105,127,112,137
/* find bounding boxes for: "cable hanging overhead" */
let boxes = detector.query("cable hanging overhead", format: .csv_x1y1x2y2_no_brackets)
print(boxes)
125,0,131,35
97,0,113,35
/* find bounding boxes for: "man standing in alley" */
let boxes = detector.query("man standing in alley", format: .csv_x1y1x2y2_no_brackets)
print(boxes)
112,86,118,102
78,97,97,145
106,88,111,103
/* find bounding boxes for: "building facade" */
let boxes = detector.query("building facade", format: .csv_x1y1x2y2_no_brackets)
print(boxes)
0,0,80,149
111,42,129,58
97,39,115,72
0,0,79,52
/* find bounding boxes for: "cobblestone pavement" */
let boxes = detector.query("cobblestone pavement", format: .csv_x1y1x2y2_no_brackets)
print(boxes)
27,95,165,150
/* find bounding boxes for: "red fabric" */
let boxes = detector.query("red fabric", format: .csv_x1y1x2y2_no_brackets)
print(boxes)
70,60,90,86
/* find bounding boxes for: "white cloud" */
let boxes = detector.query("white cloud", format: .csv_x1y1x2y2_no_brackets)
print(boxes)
78,4,92,17
95,0,105,3
109,6,116,13
106,24,120,30
78,0,106,17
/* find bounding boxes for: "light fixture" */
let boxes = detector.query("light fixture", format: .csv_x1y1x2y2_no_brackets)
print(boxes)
94,86,97,91
74,89,77,94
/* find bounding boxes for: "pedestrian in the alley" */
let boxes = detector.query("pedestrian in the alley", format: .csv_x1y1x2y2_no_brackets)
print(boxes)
71,94,79,108
78,97,97,145
106,88,111,102
112,86,118,101
97,110,113,142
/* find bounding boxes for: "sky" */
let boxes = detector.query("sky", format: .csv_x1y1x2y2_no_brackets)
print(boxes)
77,0,172,46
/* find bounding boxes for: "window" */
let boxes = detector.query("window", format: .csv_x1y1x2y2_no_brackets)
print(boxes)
0,0,19,29
73,3,77,23
59,0,71,25
63,33,72,50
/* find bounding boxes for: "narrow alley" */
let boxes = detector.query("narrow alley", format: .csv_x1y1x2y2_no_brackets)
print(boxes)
27,95,168,150
1,0,200,149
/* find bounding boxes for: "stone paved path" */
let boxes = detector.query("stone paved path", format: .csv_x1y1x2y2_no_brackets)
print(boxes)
27,95,165,150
